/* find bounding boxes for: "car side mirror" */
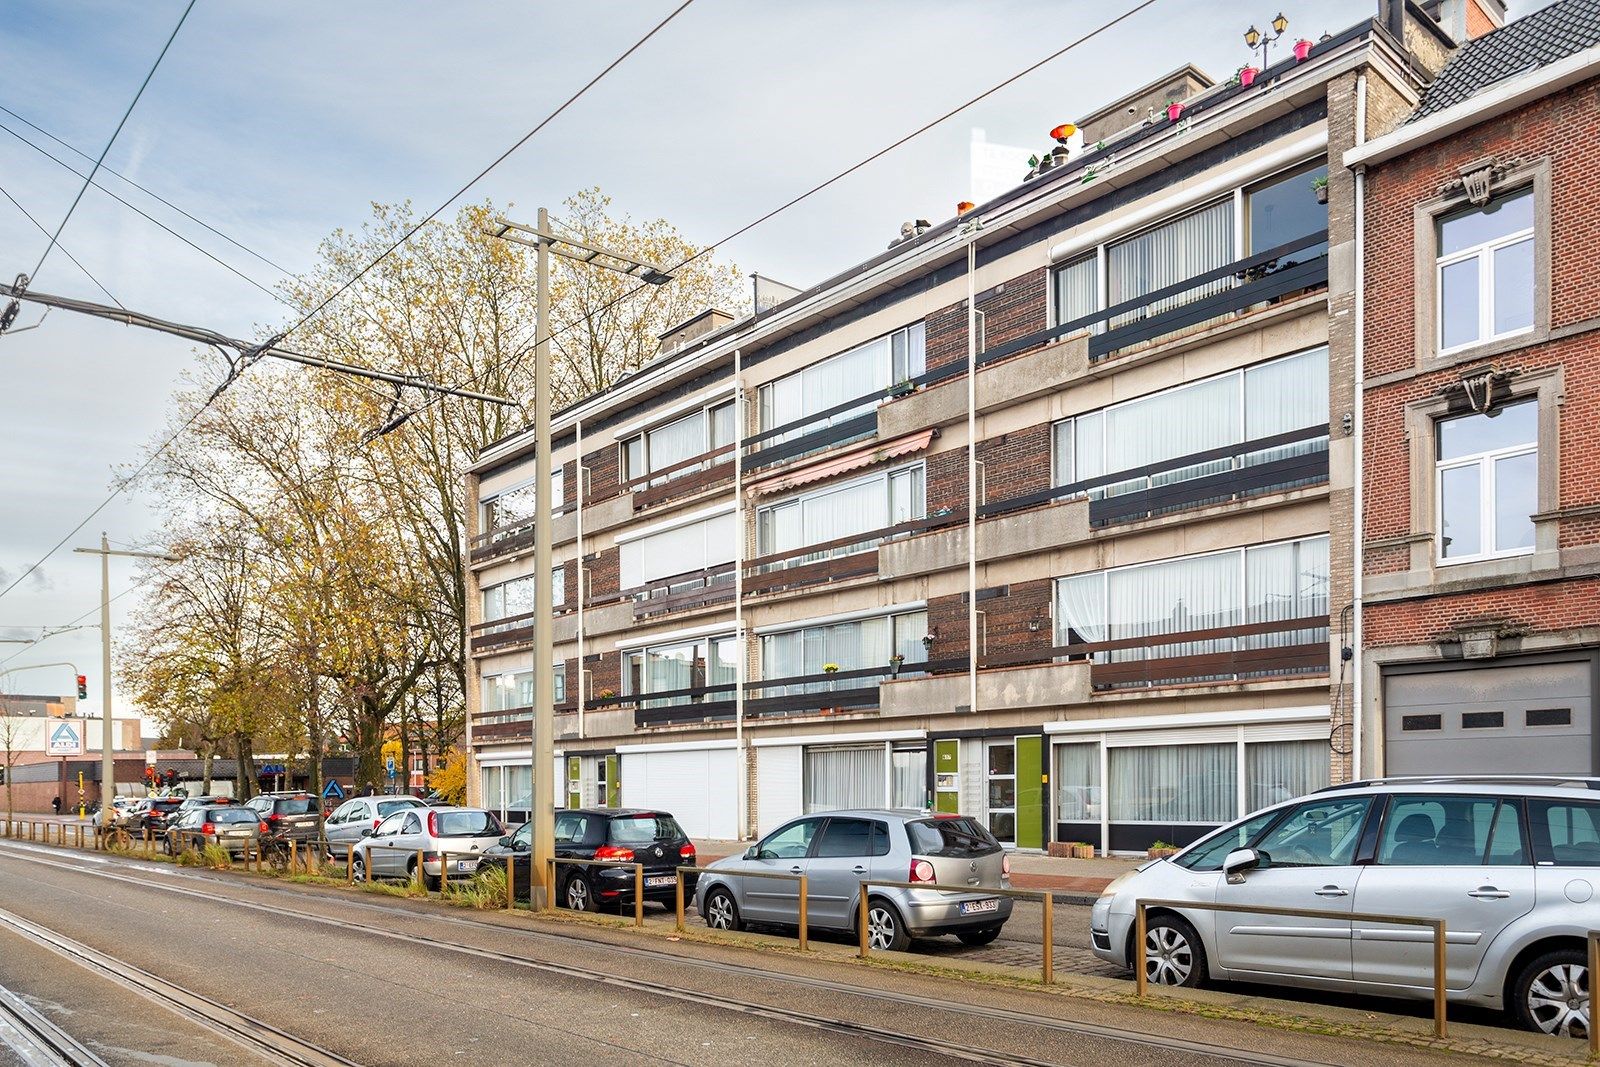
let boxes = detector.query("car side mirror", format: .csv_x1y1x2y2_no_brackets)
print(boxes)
743,846,757,860
360,827,375,838
1223,847,1261,884
498,836,513,848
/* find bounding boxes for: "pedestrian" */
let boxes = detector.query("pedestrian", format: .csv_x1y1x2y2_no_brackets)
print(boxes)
51,796,61,815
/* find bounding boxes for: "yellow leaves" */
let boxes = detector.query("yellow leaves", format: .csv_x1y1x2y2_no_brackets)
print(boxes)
426,750,467,805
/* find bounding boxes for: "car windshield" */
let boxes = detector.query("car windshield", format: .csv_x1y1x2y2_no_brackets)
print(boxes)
273,797,317,815
434,810,502,837
376,799,421,818
907,817,999,857
609,814,684,845
153,801,181,811
210,809,257,824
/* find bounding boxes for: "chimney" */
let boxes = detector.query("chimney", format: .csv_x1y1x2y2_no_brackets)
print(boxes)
1380,0,1405,41
1420,0,1506,41
657,308,733,355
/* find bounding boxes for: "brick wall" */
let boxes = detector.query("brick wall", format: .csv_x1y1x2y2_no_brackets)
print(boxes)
584,442,621,504
923,268,1049,374
1367,575,1600,648
585,651,622,701
585,546,621,603
976,578,1055,664
561,459,578,511
925,447,969,515
976,424,1052,506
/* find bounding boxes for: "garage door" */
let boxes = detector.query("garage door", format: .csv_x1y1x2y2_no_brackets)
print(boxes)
1385,658,1594,775
618,748,738,840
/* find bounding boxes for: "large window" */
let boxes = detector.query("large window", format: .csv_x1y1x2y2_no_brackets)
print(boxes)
622,398,735,485
1108,199,1234,326
619,510,737,590
757,323,925,439
1051,348,1328,495
760,609,928,693
1245,739,1328,811
481,567,564,627
1054,535,1329,668
805,746,885,812
756,463,924,565
1438,188,1534,353
482,468,564,533
1246,163,1328,257
482,664,566,714
1436,399,1537,563
623,634,738,707
1109,743,1236,825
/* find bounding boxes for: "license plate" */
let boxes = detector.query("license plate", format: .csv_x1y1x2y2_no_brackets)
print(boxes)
456,860,476,872
645,875,675,887
959,898,999,915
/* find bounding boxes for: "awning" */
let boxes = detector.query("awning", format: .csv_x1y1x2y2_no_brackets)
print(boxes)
749,429,936,496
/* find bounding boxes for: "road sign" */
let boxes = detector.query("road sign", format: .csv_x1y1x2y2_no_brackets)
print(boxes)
385,756,396,779
322,780,345,801
47,721,83,756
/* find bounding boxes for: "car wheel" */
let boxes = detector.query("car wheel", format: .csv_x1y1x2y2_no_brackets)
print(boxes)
351,855,368,882
957,925,1003,947
563,873,599,912
702,887,741,931
1141,913,1206,988
1514,948,1589,1038
865,897,911,953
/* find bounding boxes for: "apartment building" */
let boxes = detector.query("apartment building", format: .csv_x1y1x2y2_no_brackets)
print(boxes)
1351,0,1600,778
464,3,1455,853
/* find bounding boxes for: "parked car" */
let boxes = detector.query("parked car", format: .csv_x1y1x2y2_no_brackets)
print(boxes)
140,798,185,836
323,795,430,858
478,808,697,908
696,810,1012,951
1090,775,1600,1038
164,805,264,857
350,806,503,890
174,795,234,817
244,793,321,845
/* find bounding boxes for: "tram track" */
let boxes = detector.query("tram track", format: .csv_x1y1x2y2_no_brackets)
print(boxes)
0,980,109,1067
0,840,1342,1067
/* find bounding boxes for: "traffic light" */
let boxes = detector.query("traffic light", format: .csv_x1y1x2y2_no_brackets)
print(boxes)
76,674,87,699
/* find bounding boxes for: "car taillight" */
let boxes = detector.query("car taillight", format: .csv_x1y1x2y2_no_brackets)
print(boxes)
910,859,936,883
201,822,215,836
679,844,695,861
427,810,439,837
1002,854,1011,877
259,822,270,834
595,844,635,861
267,813,282,822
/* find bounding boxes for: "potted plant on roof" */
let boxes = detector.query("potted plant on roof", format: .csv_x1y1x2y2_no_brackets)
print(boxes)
1293,38,1313,61
1311,174,1329,205
1239,64,1259,87
1166,101,1184,123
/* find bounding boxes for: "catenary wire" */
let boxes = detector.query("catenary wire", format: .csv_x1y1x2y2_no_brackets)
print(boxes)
29,0,196,284
0,181,122,307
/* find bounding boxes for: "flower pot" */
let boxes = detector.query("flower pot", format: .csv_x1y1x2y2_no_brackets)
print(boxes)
1293,39,1313,61
1314,184,1329,205
1239,66,1258,87
1071,843,1095,860
1147,846,1178,859
1166,102,1184,122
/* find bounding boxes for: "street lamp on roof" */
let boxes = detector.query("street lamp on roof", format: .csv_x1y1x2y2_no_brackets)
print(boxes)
1244,12,1289,69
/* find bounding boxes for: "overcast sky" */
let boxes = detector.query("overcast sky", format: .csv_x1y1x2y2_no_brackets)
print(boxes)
0,0,1526,715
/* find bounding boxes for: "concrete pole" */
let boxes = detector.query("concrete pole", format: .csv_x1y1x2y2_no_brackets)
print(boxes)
532,207,555,906
99,532,113,828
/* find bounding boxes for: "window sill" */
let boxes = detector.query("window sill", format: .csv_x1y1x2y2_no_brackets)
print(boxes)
1420,327,1547,374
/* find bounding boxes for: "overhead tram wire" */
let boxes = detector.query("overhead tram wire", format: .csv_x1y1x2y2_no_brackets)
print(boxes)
0,2,695,609
0,182,122,309
28,0,196,285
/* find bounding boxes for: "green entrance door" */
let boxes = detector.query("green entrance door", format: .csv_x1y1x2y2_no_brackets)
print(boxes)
934,739,961,813
1014,735,1043,850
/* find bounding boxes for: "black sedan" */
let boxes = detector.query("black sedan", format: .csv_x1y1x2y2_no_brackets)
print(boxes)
477,808,698,910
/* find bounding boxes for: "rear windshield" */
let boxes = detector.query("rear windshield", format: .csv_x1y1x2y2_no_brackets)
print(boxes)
152,800,182,811
272,797,317,815
376,799,422,818
435,810,502,837
210,809,258,824
609,814,685,845
907,817,1000,857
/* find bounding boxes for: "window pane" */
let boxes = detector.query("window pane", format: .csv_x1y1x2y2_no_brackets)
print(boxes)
646,411,707,475
1492,237,1534,335
1055,572,1106,645
1528,800,1600,866
805,747,885,813
1244,348,1328,439
1494,450,1537,551
1439,187,1534,256
1108,744,1236,824
1055,743,1101,821
891,749,926,809
1054,254,1098,326
1440,257,1480,349
1247,165,1328,255
1485,802,1527,866
1438,401,1537,460
1108,199,1235,323
1378,795,1498,866
1074,411,1104,480
1052,419,1074,485
1245,740,1327,812
1439,464,1482,558
1253,795,1372,867
815,817,876,857
1105,371,1239,473
710,402,736,449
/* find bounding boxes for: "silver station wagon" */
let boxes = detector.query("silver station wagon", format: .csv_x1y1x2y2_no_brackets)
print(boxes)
1091,775,1600,1038
696,809,1013,951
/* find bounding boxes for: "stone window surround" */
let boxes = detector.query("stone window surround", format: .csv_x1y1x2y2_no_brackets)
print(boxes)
1400,364,1563,576
1410,157,1552,370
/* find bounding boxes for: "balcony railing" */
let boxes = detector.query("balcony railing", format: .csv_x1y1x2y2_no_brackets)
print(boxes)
626,565,736,620
620,444,736,510
744,511,965,596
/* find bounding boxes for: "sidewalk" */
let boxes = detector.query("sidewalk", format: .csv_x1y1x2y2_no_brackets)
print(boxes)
697,839,1140,900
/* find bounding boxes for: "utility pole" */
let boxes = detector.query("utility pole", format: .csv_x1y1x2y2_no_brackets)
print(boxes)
73,535,178,827
487,213,671,906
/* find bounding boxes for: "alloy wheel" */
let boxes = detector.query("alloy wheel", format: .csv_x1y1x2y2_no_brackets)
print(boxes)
1527,962,1590,1038
705,892,735,930
352,856,367,882
565,877,590,911
1145,925,1195,985
867,906,899,951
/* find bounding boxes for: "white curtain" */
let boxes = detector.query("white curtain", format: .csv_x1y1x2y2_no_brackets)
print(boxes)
1055,573,1107,646
801,474,890,548
505,765,533,811
888,467,924,526
892,748,926,809
1106,371,1239,477
1054,254,1098,326
759,376,801,435
805,746,886,812
1245,348,1329,468
1107,552,1238,658
1055,743,1101,821
1246,740,1327,812
802,338,885,425
481,766,503,813
646,410,706,475
1109,744,1236,824
892,610,929,664
1243,536,1329,653
1109,199,1235,324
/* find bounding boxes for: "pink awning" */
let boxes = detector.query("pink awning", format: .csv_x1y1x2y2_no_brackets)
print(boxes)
749,429,936,495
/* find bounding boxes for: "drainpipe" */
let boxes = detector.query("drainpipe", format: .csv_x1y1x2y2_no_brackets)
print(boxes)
575,420,585,741
734,349,748,837
966,239,980,716
1351,72,1368,781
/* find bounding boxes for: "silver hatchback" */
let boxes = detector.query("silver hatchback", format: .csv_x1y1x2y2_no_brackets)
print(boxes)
1091,776,1600,1039
695,810,1013,951
350,805,504,890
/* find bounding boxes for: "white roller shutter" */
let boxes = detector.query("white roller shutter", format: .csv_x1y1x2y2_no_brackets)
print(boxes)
620,749,738,840
620,511,738,589
756,746,803,835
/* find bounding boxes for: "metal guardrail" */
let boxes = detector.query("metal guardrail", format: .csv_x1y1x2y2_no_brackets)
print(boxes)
1135,897,1448,1039
545,857,647,927
673,865,809,950
856,879,1053,984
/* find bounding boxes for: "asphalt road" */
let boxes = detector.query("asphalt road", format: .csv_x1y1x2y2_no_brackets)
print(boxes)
0,840,1508,1066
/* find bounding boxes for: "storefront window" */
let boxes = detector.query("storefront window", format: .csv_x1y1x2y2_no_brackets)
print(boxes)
1108,743,1236,825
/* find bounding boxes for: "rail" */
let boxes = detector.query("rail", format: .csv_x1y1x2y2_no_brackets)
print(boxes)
856,878,1054,984
673,865,809,951
544,856,648,927
1134,897,1448,1039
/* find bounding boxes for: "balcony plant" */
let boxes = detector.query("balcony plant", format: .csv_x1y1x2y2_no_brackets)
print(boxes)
887,652,905,677
1146,839,1179,859
822,663,840,673
1239,65,1259,87
1293,38,1313,61
1311,174,1329,204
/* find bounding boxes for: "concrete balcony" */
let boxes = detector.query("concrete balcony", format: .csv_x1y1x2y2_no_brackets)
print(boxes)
879,499,1090,578
879,660,1090,716
877,335,1091,439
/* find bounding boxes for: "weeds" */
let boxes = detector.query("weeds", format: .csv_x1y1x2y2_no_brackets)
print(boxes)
176,847,204,867
443,866,509,910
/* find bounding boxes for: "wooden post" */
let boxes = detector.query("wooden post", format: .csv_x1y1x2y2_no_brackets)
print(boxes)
346,848,354,885
674,871,685,932
1432,919,1448,1039
1042,892,1054,985
505,857,515,911
797,876,808,951
1134,903,1148,997
633,864,644,927
439,852,448,897
545,858,556,913
416,848,425,889
857,889,870,959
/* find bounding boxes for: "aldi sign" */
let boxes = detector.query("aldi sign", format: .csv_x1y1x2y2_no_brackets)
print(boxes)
48,721,83,756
